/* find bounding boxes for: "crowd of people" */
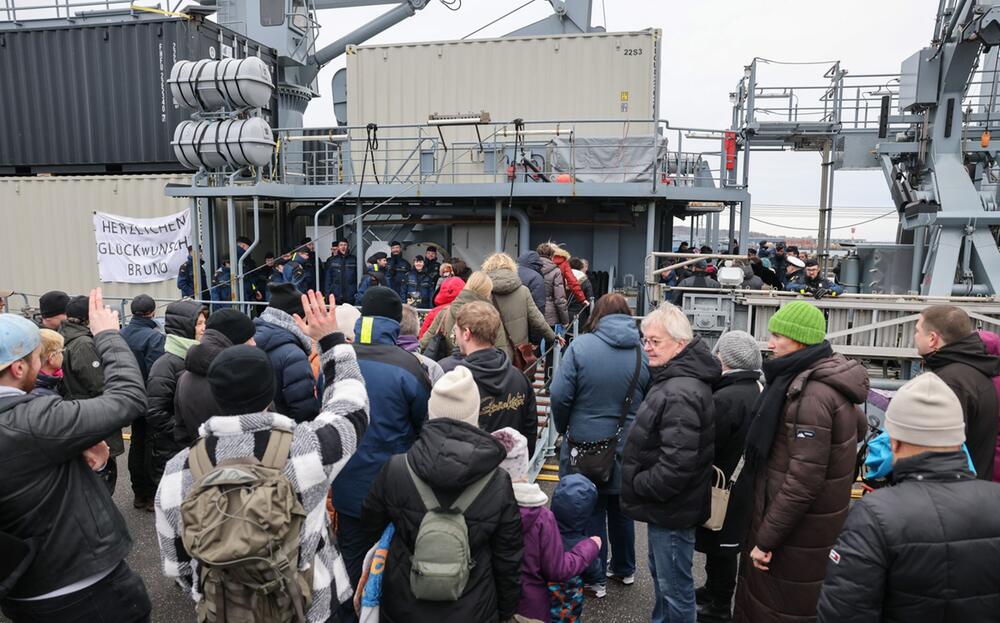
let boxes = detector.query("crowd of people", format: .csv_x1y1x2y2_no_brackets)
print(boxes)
3,238,1000,623
664,240,846,306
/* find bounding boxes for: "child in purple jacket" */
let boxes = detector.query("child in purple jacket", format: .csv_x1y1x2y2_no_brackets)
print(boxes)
492,427,601,622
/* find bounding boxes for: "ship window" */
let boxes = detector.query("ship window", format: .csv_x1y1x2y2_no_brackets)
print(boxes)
260,0,284,26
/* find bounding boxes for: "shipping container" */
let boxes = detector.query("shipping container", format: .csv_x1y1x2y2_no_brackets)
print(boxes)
0,17,278,175
1,175,193,304
345,29,660,129
342,29,661,184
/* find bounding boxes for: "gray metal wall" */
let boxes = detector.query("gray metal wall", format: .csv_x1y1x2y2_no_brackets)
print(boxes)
0,17,278,174
0,175,191,304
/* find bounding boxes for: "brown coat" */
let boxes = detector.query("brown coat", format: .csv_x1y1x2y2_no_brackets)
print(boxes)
734,353,868,623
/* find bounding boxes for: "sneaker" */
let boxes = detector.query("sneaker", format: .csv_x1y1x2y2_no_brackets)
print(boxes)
605,570,635,585
584,583,607,599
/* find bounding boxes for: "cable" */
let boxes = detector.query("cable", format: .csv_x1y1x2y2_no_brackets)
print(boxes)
748,210,896,231
439,0,462,11
601,0,607,29
502,119,525,251
462,0,537,39
754,57,840,66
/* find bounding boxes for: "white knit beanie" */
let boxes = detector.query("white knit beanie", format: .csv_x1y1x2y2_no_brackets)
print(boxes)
885,372,966,447
713,330,762,371
335,305,361,341
492,427,529,483
429,367,481,426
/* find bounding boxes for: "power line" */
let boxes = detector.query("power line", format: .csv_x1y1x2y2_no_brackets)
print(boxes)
461,0,537,39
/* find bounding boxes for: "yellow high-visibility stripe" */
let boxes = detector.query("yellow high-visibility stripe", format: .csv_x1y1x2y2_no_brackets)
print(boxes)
361,316,374,344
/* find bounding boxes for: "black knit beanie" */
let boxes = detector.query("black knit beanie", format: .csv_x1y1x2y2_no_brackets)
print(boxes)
208,345,276,415
39,291,70,319
65,296,89,322
360,286,402,322
267,283,305,317
207,309,256,344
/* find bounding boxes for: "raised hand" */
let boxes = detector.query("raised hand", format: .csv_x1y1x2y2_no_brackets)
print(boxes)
292,290,340,341
88,288,121,335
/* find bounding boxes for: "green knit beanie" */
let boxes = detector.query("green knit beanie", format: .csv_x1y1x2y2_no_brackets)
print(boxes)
768,301,826,345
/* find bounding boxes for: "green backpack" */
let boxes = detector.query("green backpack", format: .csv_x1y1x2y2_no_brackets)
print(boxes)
403,456,496,602
180,430,312,623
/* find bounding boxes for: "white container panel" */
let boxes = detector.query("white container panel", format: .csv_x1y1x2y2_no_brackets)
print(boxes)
1,175,193,306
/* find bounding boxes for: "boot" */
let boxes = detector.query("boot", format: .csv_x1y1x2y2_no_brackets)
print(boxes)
697,600,733,623
695,585,711,606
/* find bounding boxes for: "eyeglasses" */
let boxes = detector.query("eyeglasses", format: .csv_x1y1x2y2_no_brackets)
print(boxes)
642,337,665,348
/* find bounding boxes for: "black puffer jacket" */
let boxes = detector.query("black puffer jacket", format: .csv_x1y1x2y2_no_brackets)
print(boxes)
146,301,204,478
59,320,125,456
172,329,232,445
817,451,1000,622
696,369,761,554
621,337,722,528
361,419,523,623
461,348,538,450
923,333,1000,480
0,332,146,599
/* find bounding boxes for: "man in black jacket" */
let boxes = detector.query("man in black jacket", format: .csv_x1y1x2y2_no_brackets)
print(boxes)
818,372,1000,622
915,305,1000,479
622,304,721,623
697,330,762,622
362,366,523,623
0,290,151,622
452,301,537,450
119,294,166,510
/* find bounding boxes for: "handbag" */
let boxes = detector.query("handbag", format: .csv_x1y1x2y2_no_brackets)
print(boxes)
567,346,642,485
421,308,451,361
491,295,539,372
702,456,744,531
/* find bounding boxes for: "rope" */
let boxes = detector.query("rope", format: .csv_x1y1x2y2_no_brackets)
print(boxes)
461,0,537,39
748,210,896,231
128,3,191,19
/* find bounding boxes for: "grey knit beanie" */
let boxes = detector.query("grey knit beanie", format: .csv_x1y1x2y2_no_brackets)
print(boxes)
428,366,481,426
885,372,965,447
714,330,762,371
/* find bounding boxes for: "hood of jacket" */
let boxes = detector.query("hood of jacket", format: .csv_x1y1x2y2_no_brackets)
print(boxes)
518,251,543,273
451,288,488,315
652,336,722,387
538,256,560,277
165,333,198,359
397,334,419,353
551,473,598,538
797,351,870,404
353,315,401,347
486,268,523,296
184,329,233,376
164,300,204,338
925,332,1000,378
434,276,465,307
716,369,762,391
408,419,506,491
592,313,641,349
979,330,1000,356
257,307,312,354
59,320,91,343
460,348,511,394
742,265,754,279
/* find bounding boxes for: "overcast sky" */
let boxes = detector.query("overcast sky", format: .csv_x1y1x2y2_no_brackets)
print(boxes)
300,0,941,242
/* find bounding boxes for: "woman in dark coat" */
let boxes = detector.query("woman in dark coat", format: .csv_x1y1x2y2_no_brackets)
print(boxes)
733,301,868,623
551,293,649,593
695,331,762,621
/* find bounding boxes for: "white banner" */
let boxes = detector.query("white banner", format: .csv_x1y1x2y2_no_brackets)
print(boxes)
93,210,192,283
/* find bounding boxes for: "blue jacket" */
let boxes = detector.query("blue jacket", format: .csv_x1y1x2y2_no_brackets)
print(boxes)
405,269,434,309
355,265,390,304
324,252,358,302
176,257,208,299
119,315,165,383
517,251,546,312
332,316,431,518
212,264,233,309
253,308,322,423
551,473,600,578
386,254,411,298
551,314,650,494
282,258,315,294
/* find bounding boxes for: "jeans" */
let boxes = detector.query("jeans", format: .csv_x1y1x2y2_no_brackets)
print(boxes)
1,561,150,623
335,513,370,623
647,525,696,623
583,493,636,585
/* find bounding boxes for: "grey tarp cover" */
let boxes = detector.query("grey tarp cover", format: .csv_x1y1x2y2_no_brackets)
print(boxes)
550,135,668,183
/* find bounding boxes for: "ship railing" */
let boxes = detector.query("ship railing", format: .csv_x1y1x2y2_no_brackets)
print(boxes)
0,0,178,22
231,118,744,191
